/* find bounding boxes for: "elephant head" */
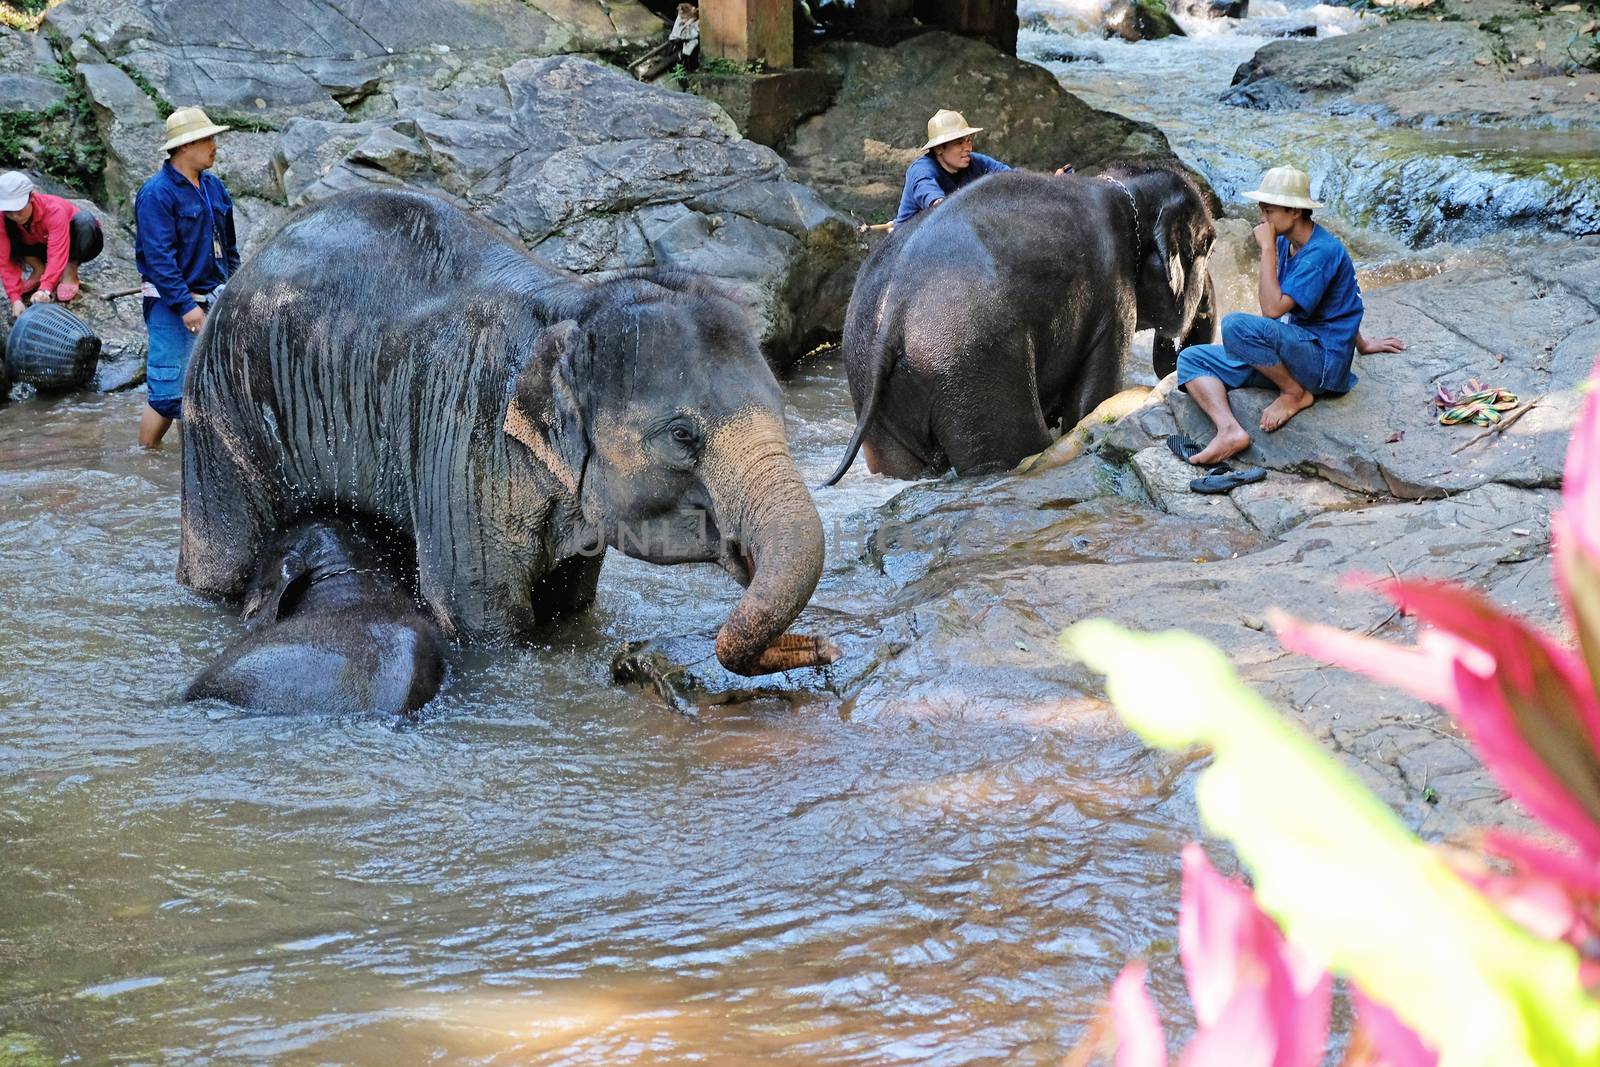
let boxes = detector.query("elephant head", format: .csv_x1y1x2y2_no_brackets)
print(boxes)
502,275,832,677
1111,165,1219,379
240,520,356,628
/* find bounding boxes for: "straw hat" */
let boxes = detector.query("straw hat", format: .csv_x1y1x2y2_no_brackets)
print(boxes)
1242,165,1322,210
920,109,983,153
161,107,231,152
0,171,33,212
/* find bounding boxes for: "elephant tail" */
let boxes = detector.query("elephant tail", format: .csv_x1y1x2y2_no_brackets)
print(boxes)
821,300,899,488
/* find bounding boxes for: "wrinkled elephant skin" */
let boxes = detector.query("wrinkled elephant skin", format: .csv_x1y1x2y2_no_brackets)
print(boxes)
179,189,830,676
184,519,447,716
826,164,1217,482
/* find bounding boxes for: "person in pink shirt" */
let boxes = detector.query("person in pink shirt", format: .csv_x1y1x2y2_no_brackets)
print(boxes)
0,171,104,319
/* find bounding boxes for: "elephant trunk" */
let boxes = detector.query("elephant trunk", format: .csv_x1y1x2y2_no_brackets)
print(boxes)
705,410,831,676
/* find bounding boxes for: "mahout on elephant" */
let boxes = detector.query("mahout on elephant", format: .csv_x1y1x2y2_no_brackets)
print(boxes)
184,518,447,716
179,188,834,676
824,162,1218,483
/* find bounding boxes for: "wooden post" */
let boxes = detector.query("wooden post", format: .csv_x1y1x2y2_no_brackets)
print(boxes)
700,0,794,68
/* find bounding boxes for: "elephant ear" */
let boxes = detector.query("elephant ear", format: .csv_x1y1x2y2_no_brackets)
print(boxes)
1149,199,1187,303
502,319,589,496
242,551,311,629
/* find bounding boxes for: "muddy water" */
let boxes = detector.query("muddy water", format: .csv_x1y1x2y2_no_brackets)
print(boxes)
0,367,1208,1062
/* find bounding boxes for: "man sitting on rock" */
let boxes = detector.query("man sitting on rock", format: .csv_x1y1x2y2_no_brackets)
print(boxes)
0,171,104,318
1178,165,1404,467
892,110,1069,227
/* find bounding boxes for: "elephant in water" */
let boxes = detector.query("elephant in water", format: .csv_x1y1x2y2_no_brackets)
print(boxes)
824,162,1218,482
185,519,446,715
179,188,833,676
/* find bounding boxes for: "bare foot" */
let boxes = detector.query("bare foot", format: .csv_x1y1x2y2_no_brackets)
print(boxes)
1260,389,1315,432
1189,426,1251,466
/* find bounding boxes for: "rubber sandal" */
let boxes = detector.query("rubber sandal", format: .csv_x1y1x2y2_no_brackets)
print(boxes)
1166,433,1231,474
55,281,80,302
1190,466,1267,494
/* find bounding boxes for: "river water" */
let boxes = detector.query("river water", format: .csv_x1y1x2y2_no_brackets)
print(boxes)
0,8,1538,1062
1,374,1203,1063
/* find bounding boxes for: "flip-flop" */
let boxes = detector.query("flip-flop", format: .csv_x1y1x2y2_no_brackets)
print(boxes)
55,281,80,302
1190,466,1267,494
1166,433,1231,474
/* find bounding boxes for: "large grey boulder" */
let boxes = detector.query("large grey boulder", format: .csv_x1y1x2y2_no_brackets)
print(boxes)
1170,238,1600,498
45,0,663,125
785,31,1180,221
275,56,860,372
0,28,101,191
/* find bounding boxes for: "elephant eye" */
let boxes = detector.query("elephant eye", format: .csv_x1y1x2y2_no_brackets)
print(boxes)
668,422,700,447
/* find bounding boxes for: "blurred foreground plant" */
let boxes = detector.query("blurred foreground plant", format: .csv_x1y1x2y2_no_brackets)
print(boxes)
1059,360,1600,1066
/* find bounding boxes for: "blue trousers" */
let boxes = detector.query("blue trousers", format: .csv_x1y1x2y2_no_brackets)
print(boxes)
143,298,194,419
1177,312,1356,396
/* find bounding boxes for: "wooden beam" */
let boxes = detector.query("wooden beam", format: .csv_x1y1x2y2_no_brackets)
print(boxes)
700,0,794,68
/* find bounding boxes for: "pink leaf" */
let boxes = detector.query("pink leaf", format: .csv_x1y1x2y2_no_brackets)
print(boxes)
1110,962,1169,1067
1176,845,1330,1067
1350,986,1439,1067
1275,581,1600,857
1482,830,1600,894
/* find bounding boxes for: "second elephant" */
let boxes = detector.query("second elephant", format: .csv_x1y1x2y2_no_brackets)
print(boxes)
185,519,446,716
825,163,1218,482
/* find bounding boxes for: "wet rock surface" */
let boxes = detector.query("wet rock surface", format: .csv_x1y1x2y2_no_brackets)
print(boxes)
784,31,1180,221
273,55,860,369
1170,238,1600,496
44,0,664,125
630,238,1597,841
1218,4,1600,239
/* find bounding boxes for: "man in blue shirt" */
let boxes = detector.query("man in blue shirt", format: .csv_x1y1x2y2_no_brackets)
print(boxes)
892,110,1069,226
1177,165,1404,467
135,106,239,448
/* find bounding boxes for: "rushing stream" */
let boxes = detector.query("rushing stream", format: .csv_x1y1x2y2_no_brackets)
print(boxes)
1022,1,1600,241
0,8,1570,1062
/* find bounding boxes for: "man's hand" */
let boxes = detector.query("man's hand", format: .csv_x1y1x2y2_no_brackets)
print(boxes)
29,290,53,305
9,299,25,318
1252,221,1276,249
1357,334,1405,355
182,306,206,334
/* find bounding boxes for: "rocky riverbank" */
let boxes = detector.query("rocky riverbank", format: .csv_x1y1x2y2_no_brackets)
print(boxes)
622,232,1600,843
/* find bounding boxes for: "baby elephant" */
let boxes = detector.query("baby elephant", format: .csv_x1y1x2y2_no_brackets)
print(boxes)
185,519,447,715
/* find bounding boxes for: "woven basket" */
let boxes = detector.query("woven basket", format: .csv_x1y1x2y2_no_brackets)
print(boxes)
4,303,101,391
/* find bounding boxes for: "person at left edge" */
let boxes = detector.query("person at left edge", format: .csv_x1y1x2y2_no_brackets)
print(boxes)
135,106,238,449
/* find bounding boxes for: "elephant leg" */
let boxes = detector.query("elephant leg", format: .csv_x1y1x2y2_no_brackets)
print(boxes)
177,410,269,600
935,333,1053,476
863,421,944,480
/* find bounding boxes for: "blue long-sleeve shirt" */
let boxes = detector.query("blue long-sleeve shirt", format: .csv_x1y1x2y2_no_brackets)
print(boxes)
134,161,240,316
893,152,1011,224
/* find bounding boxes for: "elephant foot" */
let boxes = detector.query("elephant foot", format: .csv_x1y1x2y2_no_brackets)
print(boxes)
751,633,843,674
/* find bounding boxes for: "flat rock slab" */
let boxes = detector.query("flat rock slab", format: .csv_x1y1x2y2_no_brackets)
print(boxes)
1170,240,1600,497
46,0,662,125
1228,472,1368,537
274,55,859,371
813,478,1557,839
1129,444,1254,522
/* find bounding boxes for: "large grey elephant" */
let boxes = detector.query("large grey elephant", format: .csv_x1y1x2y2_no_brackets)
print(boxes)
179,189,833,676
824,162,1218,482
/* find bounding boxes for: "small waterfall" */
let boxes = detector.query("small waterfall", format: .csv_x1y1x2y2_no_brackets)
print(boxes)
1019,1,1600,245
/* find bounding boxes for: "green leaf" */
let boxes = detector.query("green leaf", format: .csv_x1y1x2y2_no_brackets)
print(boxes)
1061,620,1600,1067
